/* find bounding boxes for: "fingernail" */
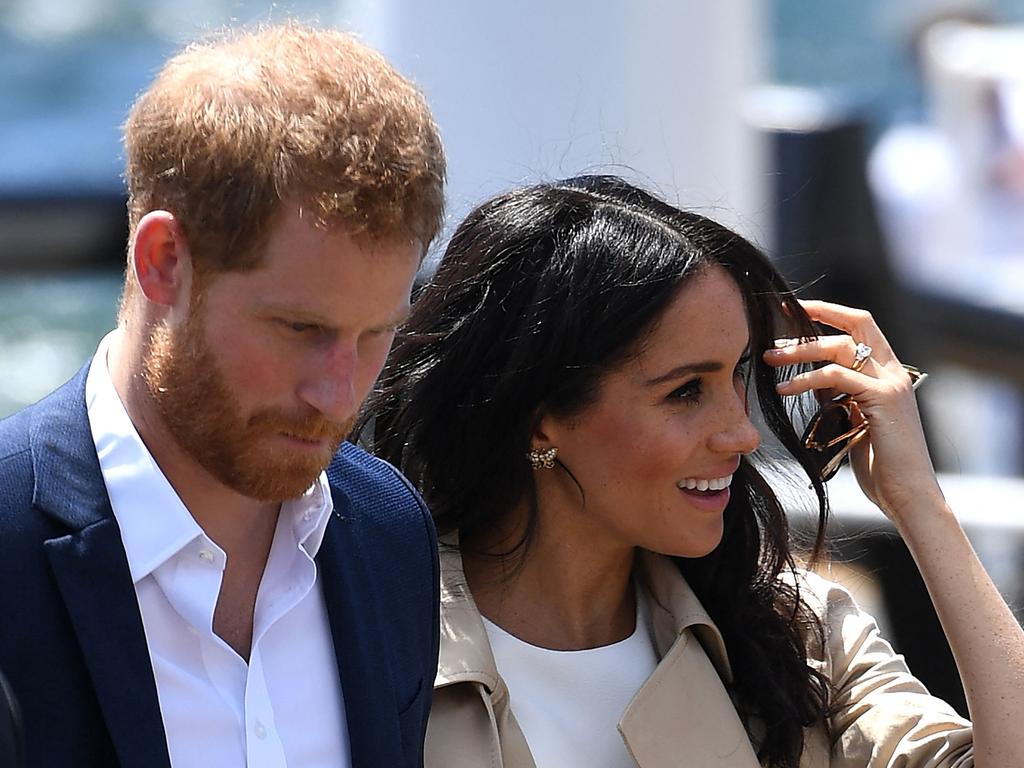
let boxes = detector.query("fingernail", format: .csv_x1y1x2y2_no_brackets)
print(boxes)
774,338,799,348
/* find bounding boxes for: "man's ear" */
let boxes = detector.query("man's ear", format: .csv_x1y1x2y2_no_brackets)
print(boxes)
131,211,192,309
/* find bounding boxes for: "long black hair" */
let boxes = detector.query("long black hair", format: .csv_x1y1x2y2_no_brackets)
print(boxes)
362,175,831,767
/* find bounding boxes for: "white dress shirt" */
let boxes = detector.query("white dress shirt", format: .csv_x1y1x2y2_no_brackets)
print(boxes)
85,332,350,768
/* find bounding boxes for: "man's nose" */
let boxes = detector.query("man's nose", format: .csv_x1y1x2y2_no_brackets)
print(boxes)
298,343,359,424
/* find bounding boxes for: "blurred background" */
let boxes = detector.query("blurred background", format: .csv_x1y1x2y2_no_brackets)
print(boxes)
3,0,1024,713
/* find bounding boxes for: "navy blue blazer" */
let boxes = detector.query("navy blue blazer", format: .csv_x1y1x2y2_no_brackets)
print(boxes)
0,365,439,768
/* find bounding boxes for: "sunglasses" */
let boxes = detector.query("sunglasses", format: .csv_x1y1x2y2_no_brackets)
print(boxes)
802,365,928,481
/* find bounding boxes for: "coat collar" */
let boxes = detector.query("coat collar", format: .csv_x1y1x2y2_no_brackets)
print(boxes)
31,365,120,532
435,541,501,693
434,544,761,768
619,553,759,767
634,549,734,684
30,365,172,768
435,544,733,690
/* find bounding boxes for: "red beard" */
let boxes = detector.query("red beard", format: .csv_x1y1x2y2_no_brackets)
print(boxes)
142,301,349,502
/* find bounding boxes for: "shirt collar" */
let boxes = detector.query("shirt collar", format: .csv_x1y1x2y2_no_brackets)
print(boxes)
283,472,333,559
86,330,334,582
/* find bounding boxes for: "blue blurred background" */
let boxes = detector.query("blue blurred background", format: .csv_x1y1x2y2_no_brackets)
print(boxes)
3,0,1024,475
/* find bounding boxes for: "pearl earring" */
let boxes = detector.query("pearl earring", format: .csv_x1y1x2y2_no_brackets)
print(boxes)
526,447,558,470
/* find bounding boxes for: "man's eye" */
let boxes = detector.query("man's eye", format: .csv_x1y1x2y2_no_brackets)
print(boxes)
283,321,317,333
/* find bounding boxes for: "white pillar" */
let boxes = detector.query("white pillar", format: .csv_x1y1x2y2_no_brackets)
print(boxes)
343,0,766,249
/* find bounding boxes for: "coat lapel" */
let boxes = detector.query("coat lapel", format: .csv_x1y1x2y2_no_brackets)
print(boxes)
619,552,761,767
431,544,535,768
31,369,171,768
319,486,405,768
618,630,761,767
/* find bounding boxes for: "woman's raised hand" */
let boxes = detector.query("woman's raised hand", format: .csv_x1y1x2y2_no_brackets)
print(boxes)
763,299,944,524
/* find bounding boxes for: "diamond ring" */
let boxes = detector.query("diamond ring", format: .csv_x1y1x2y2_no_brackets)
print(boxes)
851,342,872,372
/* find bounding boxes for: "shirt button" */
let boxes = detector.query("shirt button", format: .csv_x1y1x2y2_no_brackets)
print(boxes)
254,721,268,740
302,510,313,522
198,549,215,563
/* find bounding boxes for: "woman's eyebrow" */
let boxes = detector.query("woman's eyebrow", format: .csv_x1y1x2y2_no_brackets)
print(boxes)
645,361,722,386
646,343,752,386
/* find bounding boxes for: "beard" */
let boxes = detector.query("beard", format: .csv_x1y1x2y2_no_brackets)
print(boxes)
142,300,350,502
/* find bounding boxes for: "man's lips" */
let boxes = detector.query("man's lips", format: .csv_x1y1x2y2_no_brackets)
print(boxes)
278,432,331,448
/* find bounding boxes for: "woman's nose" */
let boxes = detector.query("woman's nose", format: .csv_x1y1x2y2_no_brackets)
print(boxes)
709,391,761,456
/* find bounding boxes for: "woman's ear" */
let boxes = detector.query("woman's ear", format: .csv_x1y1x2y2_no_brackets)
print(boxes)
130,211,193,311
531,407,575,455
527,412,562,470
529,409,557,451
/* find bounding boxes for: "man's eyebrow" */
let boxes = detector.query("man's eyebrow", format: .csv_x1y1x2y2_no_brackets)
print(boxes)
646,361,723,386
252,300,328,322
370,306,411,333
253,301,410,330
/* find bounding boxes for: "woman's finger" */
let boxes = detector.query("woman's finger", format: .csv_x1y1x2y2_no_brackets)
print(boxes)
774,362,878,398
796,300,897,363
766,334,869,370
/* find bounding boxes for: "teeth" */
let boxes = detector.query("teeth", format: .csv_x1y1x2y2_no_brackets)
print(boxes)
677,474,733,492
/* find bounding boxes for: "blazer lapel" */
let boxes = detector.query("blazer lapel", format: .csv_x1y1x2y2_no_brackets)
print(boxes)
319,488,404,768
31,369,171,768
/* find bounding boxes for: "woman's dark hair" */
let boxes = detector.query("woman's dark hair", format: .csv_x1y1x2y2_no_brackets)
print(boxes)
361,175,831,767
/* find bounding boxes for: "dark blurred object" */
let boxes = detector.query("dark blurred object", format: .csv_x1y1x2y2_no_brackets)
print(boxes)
746,85,911,353
747,85,966,714
0,667,24,768
0,190,127,272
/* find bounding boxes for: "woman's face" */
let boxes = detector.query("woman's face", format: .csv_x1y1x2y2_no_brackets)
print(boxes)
537,265,760,558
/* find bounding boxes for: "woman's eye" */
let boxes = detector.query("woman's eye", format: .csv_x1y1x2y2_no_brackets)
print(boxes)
669,378,702,404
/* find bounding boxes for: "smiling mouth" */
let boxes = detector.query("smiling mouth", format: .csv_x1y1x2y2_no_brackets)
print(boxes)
677,474,733,492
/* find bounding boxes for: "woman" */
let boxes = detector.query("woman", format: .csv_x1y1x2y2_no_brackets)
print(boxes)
364,175,1024,767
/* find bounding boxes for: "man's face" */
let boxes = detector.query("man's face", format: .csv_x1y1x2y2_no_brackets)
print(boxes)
143,207,421,502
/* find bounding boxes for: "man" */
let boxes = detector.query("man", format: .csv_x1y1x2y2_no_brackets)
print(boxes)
0,24,445,768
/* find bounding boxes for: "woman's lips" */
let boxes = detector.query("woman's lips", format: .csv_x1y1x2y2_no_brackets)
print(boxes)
678,485,731,513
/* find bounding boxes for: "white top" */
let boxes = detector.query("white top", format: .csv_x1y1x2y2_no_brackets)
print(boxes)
85,332,350,768
483,590,658,768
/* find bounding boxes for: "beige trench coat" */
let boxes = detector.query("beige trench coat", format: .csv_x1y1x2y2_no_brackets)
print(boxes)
426,548,974,768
